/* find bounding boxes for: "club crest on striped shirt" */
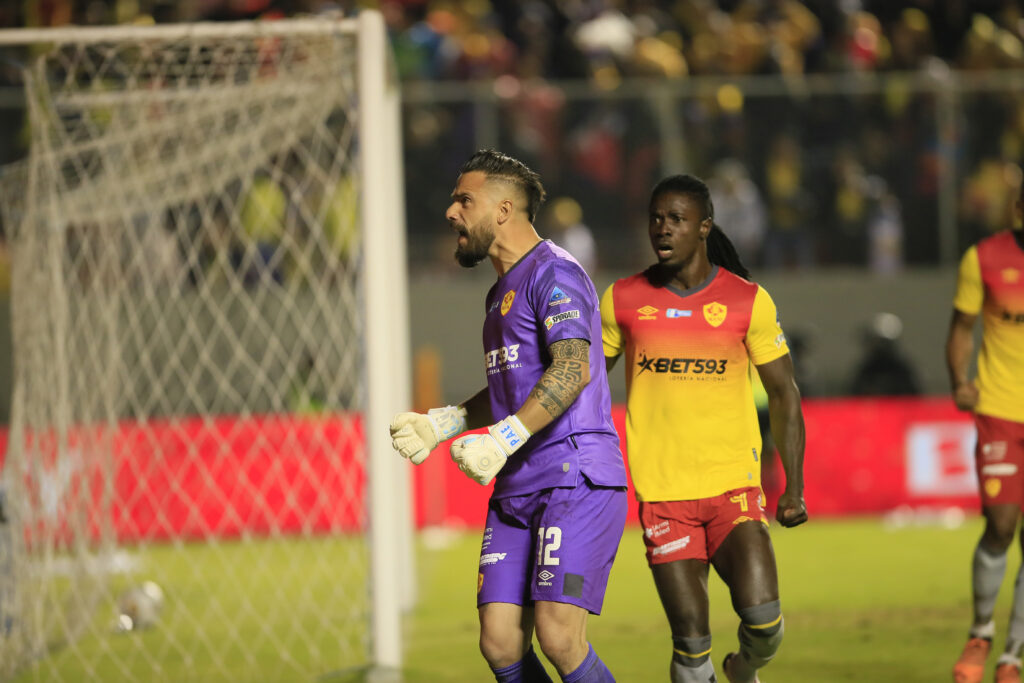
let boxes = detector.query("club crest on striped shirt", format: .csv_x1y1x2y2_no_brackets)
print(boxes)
703,302,727,327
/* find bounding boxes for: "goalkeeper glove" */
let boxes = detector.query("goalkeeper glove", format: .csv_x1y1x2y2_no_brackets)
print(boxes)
450,415,531,485
390,405,468,464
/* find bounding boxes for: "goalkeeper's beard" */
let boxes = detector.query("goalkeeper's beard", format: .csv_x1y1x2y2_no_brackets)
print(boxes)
454,219,496,268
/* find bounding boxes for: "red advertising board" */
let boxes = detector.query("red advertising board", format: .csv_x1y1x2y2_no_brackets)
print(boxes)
411,398,981,527
0,398,981,542
3,415,365,543
798,397,978,515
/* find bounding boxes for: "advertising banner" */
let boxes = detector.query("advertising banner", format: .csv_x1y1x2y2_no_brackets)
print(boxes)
0,398,981,540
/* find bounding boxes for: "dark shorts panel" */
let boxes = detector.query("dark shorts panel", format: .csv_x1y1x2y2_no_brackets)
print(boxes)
477,479,627,615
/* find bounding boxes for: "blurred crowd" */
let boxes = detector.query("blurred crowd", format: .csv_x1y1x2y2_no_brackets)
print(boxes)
383,0,1024,272
0,0,1016,405
388,0,1024,81
9,1,1024,79
1,0,1023,273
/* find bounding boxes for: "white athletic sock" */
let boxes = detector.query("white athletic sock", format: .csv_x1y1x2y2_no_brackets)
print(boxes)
670,658,716,683
973,545,1008,627
997,653,1023,669
970,620,996,640
1004,563,1024,657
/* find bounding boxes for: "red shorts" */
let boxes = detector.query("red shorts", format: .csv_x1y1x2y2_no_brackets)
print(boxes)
975,413,1024,509
639,486,769,566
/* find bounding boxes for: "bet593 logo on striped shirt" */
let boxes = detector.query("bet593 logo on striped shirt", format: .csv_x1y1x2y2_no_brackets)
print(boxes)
636,353,728,375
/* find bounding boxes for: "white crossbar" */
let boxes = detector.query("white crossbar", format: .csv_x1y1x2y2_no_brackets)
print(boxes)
0,17,359,45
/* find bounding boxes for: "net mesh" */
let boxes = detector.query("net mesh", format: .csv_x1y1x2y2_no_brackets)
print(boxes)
0,20,375,682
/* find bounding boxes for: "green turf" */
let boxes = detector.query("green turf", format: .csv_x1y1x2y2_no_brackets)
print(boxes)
8,516,1015,682
11,537,371,683
406,515,1013,682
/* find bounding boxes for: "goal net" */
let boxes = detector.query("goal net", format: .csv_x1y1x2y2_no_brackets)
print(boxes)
0,12,410,682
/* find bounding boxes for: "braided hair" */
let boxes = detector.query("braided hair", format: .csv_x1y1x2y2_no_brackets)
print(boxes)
707,223,751,281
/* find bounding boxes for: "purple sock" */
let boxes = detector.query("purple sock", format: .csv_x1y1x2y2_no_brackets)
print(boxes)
493,646,553,683
522,646,554,682
561,643,614,683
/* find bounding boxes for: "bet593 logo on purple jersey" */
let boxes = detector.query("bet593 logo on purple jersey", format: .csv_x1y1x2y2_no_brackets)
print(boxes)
486,344,523,375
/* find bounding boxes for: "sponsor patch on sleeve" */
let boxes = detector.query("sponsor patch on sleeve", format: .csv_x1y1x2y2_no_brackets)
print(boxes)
548,286,572,306
775,332,786,348
544,309,581,329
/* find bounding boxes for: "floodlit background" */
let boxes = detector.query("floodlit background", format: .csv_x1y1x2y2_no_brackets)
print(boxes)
0,1,1023,682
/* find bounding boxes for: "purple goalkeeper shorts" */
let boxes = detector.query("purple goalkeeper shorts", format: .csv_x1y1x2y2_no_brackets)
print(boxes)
476,478,627,614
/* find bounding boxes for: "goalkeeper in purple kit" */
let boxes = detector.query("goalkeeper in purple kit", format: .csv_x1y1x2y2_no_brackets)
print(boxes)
390,150,627,682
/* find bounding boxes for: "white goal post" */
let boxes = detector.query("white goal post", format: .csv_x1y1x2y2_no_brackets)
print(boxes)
0,10,411,681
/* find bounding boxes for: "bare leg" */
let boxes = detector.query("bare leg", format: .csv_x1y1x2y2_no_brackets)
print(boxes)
651,559,716,682
712,522,783,682
533,601,589,676
479,602,534,669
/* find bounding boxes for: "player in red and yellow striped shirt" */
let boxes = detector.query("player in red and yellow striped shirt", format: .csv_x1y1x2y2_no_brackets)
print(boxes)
602,174,806,683
949,175,1024,683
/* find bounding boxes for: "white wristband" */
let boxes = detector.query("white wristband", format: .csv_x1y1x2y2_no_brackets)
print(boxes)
428,405,468,441
488,415,531,456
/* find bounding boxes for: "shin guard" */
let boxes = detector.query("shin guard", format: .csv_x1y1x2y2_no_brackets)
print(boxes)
670,635,715,683
735,600,784,674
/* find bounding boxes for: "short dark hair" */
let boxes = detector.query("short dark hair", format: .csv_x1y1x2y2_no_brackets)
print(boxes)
650,174,714,220
460,149,547,222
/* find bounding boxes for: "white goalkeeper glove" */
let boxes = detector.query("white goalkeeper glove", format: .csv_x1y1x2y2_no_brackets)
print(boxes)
390,405,468,464
450,415,531,485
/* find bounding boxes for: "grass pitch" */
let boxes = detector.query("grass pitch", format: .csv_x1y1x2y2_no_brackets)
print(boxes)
9,515,1009,682
408,514,1004,682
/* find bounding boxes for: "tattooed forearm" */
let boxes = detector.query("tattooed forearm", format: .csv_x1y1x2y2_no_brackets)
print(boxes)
531,362,584,416
551,338,590,362
529,339,590,419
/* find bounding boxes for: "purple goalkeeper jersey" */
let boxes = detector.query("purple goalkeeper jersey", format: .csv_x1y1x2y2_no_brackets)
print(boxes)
482,240,627,498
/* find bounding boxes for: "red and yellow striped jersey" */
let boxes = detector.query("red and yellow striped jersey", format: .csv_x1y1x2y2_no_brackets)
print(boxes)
953,230,1024,423
601,267,789,501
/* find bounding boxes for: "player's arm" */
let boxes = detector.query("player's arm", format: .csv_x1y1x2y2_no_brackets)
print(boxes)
600,283,623,374
945,309,979,411
947,245,983,411
755,354,807,528
518,337,590,432
450,338,590,485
